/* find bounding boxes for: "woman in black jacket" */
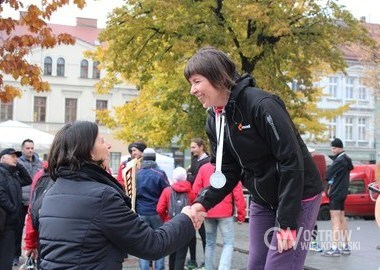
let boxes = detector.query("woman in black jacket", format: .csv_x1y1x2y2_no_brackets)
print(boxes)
38,121,200,270
184,47,323,270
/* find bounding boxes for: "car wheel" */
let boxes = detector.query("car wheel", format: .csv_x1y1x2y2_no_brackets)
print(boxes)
318,205,331,221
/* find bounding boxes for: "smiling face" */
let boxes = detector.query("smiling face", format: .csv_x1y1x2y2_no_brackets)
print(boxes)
91,134,111,169
188,74,230,108
190,142,204,158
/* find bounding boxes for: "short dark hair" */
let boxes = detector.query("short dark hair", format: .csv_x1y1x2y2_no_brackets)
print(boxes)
22,138,34,147
184,46,238,91
48,121,99,180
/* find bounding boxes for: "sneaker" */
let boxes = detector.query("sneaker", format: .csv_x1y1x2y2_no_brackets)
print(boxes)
12,257,19,266
309,241,323,252
342,245,351,255
195,262,205,270
322,248,341,257
186,260,198,270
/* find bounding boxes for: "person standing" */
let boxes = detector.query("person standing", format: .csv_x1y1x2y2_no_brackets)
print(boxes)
38,121,203,269
14,139,42,265
157,167,196,270
193,162,246,270
136,148,170,270
184,47,323,270
186,138,209,269
116,141,147,188
322,138,353,257
0,148,32,270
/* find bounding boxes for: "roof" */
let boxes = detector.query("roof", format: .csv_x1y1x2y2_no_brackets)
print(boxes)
1,19,102,46
340,22,380,61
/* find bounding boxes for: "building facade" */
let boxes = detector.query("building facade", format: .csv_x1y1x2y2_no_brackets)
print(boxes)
306,22,380,163
0,18,138,173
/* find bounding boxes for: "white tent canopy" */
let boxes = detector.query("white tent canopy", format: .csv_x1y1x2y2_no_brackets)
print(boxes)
0,120,54,154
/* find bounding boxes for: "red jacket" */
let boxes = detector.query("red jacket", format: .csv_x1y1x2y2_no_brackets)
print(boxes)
24,165,46,250
116,161,126,188
193,162,246,222
157,180,196,222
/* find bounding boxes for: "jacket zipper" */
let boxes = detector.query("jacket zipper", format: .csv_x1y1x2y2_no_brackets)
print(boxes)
266,114,280,141
225,114,274,210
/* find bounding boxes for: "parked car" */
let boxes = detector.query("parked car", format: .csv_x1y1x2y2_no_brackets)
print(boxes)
318,164,376,220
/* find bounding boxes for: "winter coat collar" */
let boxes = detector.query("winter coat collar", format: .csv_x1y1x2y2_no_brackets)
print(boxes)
56,163,131,208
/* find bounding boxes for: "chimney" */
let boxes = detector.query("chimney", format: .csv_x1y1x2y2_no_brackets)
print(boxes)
360,16,366,23
76,17,98,28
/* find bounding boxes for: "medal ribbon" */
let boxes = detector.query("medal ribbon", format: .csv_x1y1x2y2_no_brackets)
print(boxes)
215,108,225,172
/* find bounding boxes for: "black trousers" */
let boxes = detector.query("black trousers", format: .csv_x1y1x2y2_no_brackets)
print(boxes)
169,244,188,270
188,223,206,261
0,228,16,270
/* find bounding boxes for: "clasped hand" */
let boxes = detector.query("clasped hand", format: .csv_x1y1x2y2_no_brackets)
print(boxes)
181,203,207,230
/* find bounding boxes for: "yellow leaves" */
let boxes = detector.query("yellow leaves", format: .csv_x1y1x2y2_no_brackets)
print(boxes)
93,0,376,147
56,33,76,45
0,85,22,102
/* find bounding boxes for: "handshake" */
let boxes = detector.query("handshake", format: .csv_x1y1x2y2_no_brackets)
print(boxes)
181,203,207,230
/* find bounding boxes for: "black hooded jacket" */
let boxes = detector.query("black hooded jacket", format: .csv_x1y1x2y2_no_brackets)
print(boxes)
195,74,323,230
326,151,354,200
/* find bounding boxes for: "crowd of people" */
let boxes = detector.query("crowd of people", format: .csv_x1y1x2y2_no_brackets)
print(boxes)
1,46,376,270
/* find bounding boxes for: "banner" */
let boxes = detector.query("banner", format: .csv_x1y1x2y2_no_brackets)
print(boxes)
122,158,138,211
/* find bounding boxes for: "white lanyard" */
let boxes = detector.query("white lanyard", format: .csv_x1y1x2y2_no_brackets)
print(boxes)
215,109,225,172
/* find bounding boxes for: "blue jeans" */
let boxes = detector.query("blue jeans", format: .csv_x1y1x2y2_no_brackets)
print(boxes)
138,214,165,270
204,216,234,270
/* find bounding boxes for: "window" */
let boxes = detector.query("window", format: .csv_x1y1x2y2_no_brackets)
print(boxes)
65,98,77,122
80,59,89,78
328,118,337,139
93,61,100,79
110,152,121,175
345,117,353,140
358,87,367,100
96,100,108,110
34,97,46,122
95,100,108,124
0,100,13,120
57,57,65,76
358,117,367,141
328,77,338,98
348,180,365,195
345,77,354,99
44,57,52,75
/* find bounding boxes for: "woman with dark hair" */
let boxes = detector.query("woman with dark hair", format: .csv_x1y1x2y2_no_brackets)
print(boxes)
185,47,323,270
38,121,200,270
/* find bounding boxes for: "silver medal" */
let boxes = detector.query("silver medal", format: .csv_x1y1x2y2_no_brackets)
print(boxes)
210,171,226,189
211,108,226,189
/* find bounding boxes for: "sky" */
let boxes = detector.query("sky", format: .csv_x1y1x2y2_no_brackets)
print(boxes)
1,0,380,27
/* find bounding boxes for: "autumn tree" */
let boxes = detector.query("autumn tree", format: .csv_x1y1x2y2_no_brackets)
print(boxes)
91,0,376,148
0,0,85,102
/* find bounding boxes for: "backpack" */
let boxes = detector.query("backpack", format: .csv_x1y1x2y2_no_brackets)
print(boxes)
168,187,189,218
30,172,55,230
